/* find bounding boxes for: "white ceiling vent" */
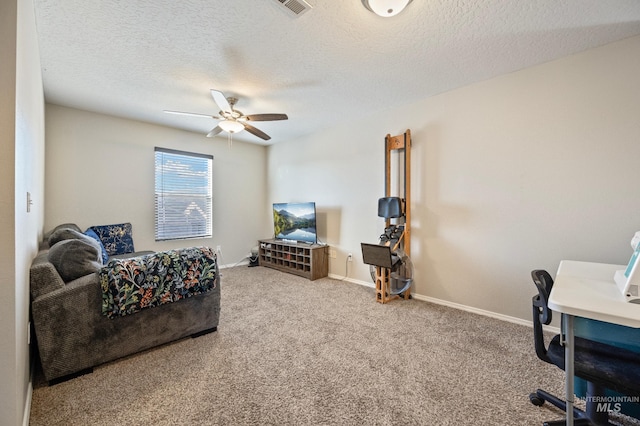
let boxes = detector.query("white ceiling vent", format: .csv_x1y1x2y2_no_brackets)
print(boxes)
275,0,313,17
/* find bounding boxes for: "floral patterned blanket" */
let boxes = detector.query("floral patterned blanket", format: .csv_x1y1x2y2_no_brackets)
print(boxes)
100,246,218,319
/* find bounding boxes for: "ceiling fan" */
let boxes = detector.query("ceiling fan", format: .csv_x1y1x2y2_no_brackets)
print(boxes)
164,89,288,142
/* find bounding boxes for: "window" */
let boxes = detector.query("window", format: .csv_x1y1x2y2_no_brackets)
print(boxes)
154,147,213,241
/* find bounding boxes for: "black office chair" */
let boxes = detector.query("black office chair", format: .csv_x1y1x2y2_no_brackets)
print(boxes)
529,269,640,426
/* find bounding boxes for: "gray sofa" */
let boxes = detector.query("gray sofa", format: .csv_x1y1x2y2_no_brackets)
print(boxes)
30,224,221,383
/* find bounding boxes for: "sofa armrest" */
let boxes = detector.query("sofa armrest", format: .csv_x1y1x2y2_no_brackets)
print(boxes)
30,262,65,300
30,250,66,300
31,272,103,379
32,272,101,336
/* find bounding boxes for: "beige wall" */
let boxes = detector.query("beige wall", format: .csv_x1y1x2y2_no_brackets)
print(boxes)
1,0,46,424
44,105,270,266
268,35,640,322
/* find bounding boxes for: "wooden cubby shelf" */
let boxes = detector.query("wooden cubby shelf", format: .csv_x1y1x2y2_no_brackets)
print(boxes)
258,239,329,281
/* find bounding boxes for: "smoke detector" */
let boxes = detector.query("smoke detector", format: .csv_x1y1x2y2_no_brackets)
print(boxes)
275,0,313,17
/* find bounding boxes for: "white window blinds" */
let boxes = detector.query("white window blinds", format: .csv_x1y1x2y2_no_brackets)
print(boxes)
154,147,213,241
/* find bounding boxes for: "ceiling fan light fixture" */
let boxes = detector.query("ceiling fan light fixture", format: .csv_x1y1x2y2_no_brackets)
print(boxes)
361,0,412,17
218,119,244,133
165,89,287,141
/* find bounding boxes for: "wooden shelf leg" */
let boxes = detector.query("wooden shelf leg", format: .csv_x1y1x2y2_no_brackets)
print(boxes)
376,266,399,304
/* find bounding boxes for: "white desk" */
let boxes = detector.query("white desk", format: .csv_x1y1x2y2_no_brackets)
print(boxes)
548,260,640,424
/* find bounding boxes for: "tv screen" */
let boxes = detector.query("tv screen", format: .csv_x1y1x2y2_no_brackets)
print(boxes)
273,202,317,244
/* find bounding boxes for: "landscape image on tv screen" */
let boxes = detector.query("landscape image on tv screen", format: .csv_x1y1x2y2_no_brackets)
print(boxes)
273,202,317,243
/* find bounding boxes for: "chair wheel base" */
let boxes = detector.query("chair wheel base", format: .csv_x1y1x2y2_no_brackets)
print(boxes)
543,420,591,426
529,392,545,406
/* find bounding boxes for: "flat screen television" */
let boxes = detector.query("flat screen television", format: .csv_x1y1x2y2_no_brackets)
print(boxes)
273,202,317,244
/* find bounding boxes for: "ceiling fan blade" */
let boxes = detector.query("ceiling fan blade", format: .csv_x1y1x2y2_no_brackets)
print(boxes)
243,123,271,141
244,113,288,122
164,110,219,119
206,126,223,138
210,89,232,114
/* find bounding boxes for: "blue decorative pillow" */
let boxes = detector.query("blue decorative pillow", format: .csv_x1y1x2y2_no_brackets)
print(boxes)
84,228,109,264
89,223,135,256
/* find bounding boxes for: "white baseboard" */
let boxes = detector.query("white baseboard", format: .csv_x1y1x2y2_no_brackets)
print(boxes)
412,293,559,333
218,259,250,269
328,273,374,288
328,274,560,334
23,375,33,426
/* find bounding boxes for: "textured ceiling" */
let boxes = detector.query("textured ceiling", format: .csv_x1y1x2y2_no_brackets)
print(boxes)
34,0,640,145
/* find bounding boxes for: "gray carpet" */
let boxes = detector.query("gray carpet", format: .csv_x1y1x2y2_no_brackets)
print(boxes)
29,266,639,425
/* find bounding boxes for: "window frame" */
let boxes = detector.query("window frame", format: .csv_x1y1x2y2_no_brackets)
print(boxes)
154,147,213,241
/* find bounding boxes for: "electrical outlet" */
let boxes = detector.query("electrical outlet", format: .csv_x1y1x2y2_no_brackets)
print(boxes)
329,249,337,258
347,253,353,262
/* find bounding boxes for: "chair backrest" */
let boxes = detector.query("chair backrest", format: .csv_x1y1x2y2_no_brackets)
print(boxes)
531,269,553,325
531,269,555,364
